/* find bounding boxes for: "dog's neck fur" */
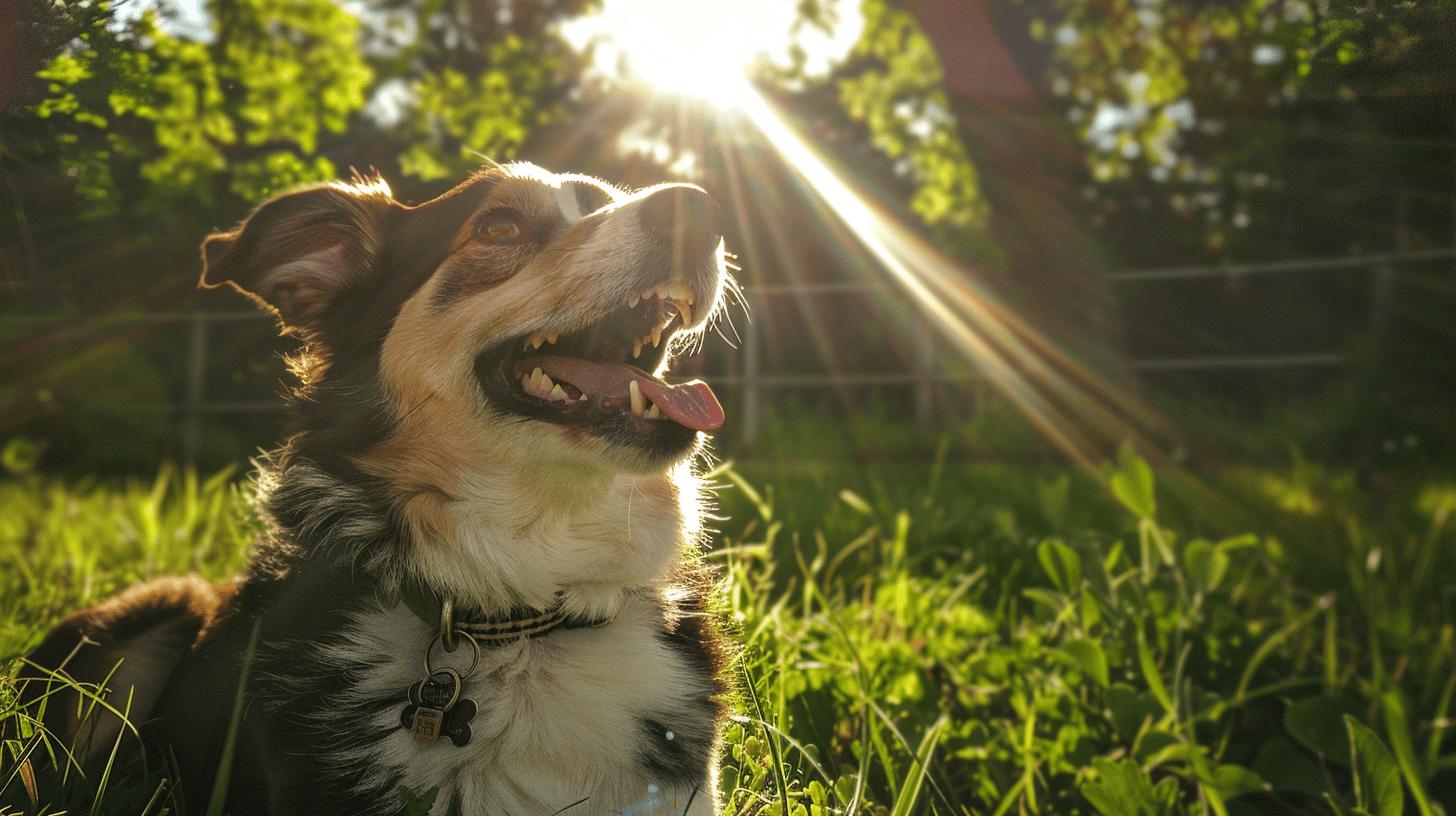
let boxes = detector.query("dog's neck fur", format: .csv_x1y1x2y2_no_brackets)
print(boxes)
258,446,703,621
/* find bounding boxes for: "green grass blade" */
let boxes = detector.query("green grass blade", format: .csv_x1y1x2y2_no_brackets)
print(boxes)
888,715,947,816
1379,692,1436,816
204,619,260,816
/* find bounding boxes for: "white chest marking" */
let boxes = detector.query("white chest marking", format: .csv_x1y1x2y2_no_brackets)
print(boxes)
320,599,716,815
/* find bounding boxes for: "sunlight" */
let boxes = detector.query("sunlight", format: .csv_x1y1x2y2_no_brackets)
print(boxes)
730,86,1162,467
562,0,1158,466
563,0,859,106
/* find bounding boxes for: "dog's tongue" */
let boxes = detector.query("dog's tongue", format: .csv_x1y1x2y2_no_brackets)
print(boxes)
528,356,724,432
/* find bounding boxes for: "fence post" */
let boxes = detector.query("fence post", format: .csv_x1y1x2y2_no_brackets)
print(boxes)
913,316,934,429
740,293,761,450
1371,189,1408,332
182,312,209,466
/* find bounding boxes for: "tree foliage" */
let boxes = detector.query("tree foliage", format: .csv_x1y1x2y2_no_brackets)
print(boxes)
354,0,592,182
767,0,999,264
1020,0,1456,257
26,0,371,214
4,0,592,227
839,0,991,251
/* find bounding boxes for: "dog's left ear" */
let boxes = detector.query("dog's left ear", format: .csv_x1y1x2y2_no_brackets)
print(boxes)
200,180,393,332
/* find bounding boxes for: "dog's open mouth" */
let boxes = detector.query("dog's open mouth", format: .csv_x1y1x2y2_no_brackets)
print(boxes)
473,284,723,440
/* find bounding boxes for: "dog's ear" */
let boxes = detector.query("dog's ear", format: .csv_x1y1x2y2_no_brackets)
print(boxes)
200,180,393,331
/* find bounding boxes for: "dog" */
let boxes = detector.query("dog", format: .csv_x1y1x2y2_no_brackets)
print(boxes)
14,163,735,815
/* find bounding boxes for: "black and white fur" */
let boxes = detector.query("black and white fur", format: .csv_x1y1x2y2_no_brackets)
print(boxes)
13,164,734,816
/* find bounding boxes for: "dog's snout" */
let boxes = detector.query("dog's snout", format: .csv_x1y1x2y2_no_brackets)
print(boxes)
639,185,724,244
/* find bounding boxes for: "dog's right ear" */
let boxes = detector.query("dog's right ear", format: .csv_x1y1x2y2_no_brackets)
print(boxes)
200,181,393,332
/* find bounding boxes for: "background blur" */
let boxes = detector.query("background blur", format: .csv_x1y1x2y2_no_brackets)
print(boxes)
2,0,1454,474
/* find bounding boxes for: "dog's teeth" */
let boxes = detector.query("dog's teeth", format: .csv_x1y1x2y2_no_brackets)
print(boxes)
547,333,558,344
646,403,660,419
650,325,663,347
549,384,567,401
633,340,643,359
531,333,546,349
642,287,656,301
521,373,531,389
679,301,694,326
628,294,639,308
628,380,645,415
578,393,589,402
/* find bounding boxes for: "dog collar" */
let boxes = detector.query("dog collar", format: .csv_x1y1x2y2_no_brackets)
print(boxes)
395,587,612,747
399,586,610,649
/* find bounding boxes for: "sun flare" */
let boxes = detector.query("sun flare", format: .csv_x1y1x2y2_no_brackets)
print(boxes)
563,0,860,106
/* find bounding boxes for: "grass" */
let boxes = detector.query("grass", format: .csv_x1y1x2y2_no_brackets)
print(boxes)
2,449,1455,815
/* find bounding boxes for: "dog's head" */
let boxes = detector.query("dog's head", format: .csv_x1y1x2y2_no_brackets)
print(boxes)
201,163,731,477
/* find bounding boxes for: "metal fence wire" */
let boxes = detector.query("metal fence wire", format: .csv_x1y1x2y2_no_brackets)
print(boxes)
4,247,1454,462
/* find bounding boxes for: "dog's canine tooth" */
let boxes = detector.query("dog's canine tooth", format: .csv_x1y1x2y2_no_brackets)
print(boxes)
646,403,660,419
650,325,663,347
531,333,547,350
628,380,645,415
633,340,642,359
549,384,567,401
628,294,640,308
530,367,544,387
679,301,694,326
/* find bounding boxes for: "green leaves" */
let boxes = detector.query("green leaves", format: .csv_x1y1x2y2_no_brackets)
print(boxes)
1060,638,1109,687
1343,716,1404,816
833,0,997,261
1080,758,1181,816
1109,443,1157,520
1181,539,1229,592
396,37,561,181
23,1,366,216
1037,538,1082,593
1285,694,1361,766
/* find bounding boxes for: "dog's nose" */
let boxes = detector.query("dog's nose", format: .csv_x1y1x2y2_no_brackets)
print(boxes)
639,185,724,242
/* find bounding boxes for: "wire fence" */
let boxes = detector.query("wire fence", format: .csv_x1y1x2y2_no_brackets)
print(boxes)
5,247,1454,462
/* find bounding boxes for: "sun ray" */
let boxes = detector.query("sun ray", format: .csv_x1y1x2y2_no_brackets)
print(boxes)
726,82,1166,467
562,5,1171,466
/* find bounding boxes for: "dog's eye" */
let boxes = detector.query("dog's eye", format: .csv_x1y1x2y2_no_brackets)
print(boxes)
477,209,526,243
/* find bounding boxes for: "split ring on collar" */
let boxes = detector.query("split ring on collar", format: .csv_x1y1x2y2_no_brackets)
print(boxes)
424,629,480,677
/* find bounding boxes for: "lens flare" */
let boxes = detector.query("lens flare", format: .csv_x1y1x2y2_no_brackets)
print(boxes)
722,82,1163,466
566,8,1164,466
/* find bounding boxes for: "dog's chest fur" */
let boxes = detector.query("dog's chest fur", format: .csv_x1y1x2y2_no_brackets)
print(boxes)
284,594,720,815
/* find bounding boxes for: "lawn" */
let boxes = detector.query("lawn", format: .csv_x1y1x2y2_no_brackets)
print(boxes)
2,449,1454,815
